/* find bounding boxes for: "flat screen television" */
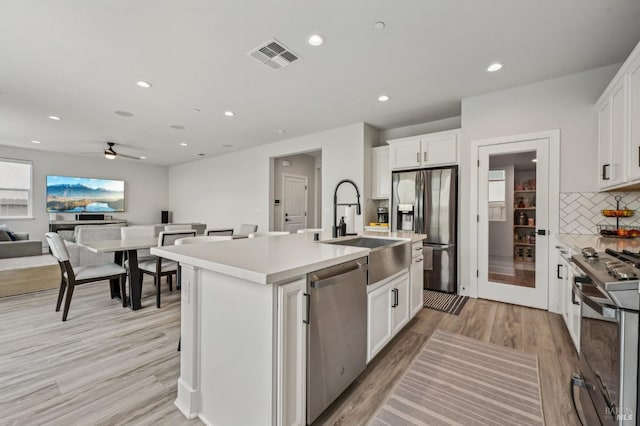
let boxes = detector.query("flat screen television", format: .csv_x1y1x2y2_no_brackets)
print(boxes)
46,175,125,213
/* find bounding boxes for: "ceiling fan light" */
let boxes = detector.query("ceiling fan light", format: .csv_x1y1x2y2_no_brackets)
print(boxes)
104,152,116,160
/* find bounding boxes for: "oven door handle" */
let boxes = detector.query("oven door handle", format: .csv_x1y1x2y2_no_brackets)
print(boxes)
580,290,618,319
570,281,581,305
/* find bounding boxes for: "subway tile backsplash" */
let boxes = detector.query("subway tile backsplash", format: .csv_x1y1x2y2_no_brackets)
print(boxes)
559,192,640,234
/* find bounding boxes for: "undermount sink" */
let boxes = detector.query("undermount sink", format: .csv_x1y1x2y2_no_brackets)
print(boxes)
322,237,411,284
324,237,404,249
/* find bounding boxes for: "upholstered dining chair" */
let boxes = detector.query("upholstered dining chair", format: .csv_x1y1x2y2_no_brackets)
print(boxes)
45,232,127,321
236,224,258,237
248,231,290,238
205,228,234,236
164,224,193,232
138,230,196,308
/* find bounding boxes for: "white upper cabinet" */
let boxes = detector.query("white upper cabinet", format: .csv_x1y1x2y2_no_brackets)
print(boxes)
627,57,640,181
596,40,640,190
372,146,390,199
388,129,459,171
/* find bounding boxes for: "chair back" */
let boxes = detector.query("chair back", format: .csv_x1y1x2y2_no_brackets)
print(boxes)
164,224,192,232
248,231,290,238
297,228,325,233
76,226,123,245
237,224,258,235
206,228,234,236
175,236,233,245
45,232,71,262
121,225,155,239
158,230,196,246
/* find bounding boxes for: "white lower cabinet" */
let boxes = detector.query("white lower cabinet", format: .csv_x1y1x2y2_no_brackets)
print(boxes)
367,271,410,363
410,244,424,317
277,279,306,426
557,253,580,353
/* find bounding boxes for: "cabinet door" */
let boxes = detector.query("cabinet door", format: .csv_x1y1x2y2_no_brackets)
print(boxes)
628,60,640,181
410,250,424,317
598,99,613,188
422,133,457,166
609,79,628,186
391,273,411,335
367,282,393,363
372,146,390,199
389,139,421,170
277,279,306,426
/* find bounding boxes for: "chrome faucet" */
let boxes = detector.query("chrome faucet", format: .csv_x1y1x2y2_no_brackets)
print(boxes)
332,179,362,237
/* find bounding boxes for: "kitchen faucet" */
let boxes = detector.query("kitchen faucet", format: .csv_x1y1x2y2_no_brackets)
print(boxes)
332,179,362,237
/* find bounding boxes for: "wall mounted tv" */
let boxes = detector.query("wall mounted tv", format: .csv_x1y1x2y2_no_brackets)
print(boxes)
46,175,125,213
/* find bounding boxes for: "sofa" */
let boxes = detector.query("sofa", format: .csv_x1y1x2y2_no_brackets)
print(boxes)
0,232,43,259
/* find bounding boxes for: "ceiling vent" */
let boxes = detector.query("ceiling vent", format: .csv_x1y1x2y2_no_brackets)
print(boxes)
248,39,300,70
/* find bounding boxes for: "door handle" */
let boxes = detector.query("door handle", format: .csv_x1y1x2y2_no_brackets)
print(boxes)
537,229,546,235
303,293,310,324
285,218,289,222
557,264,563,279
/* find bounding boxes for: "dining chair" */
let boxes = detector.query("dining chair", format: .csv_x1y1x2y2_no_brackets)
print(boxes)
297,228,325,233
237,224,258,237
205,228,234,236
164,224,193,232
138,230,196,308
248,231,290,238
45,232,127,321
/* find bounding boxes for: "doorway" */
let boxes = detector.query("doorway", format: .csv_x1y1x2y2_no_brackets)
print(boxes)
471,131,560,310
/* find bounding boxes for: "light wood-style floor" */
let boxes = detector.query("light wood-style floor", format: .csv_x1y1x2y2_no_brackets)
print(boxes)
0,281,580,425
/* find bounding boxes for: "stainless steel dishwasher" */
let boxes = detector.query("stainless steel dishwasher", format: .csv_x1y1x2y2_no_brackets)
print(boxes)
306,256,368,424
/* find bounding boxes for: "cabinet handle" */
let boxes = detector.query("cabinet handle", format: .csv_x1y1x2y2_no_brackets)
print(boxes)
391,288,398,308
416,152,420,163
571,290,580,306
602,164,610,180
303,293,310,324
638,146,639,167
415,257,423,263
424,152,427,162
557,264,563,279
414,246,423,251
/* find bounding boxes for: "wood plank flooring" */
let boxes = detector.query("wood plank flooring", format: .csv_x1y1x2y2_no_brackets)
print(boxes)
0,281,580,425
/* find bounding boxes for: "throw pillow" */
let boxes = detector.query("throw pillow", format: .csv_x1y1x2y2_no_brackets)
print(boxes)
0,224,8,231
6,231,18,241
0,230,11,242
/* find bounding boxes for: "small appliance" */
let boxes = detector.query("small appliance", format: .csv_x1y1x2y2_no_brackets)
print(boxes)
377,207,389,224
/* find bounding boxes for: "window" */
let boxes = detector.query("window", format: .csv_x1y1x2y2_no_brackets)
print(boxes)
0,158,32,218
488,169,506,222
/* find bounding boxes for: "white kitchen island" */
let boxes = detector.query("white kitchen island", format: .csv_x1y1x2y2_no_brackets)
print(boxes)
151,231,424,426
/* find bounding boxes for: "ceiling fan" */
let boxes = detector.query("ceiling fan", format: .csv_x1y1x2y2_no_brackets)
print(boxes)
103,142,142,160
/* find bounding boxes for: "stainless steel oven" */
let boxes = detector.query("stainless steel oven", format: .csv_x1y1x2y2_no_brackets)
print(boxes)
572,276,638,425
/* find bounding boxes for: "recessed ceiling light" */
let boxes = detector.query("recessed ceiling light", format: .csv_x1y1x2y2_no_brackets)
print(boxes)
193,108,201,113
136,81,152,88
48,115,61,121
221,144,233,148
378,95,390,102
140,156,147,160
307,34,325,46
487,62,503,72
224,111,235,117
373,21,386,30
114,110,134,117
31,140,40,144
170,124,186,130
277,129,286,134
180,142,188,147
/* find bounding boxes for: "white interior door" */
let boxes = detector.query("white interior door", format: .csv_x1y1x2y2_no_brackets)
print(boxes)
283,174,308,233
477,138,550,309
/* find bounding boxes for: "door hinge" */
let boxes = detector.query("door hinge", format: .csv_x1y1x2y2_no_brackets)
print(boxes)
476,270,479,277
477,215,479,222
305,212,307,216
477,159,479,167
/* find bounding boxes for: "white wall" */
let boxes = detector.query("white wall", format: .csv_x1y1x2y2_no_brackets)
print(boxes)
0,145,169,244
169,123,366,234
459,64,620,296
272,153,317,231
379,116,461,146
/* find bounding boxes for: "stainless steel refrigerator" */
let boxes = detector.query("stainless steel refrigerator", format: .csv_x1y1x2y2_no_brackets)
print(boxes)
391,166,458,293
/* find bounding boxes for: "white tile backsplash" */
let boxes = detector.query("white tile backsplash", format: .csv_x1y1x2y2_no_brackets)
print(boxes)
559,192,640,234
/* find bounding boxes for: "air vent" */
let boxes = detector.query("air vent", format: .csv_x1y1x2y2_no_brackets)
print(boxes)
248,39,300,70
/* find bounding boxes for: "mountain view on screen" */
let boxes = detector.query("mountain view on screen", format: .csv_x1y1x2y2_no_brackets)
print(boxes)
46,175,124,212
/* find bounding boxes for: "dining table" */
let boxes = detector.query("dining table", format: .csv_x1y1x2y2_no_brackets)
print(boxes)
78,237,158,310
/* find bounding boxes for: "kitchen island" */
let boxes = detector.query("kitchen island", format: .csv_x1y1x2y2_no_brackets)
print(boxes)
151,231,424,426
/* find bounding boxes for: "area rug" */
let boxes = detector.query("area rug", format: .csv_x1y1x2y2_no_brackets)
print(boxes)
423,290,468,315
369,330,544,426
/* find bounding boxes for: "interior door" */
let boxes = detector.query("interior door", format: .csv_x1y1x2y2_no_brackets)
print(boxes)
477,138,549,309
283,174,308,233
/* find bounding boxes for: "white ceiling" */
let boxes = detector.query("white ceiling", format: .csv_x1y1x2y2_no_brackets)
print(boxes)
1,0,640,166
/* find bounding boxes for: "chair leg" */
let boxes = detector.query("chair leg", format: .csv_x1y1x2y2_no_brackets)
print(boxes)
168,274,173,291
56,278,66,312
156,274,161,308
62,283,75,321
178,336,181,352
120,274,127,308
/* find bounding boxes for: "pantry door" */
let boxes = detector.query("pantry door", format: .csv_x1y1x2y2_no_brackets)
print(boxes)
476,138,550,309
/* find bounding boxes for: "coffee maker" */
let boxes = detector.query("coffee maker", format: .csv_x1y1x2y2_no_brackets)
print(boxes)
377,207,389,224
397,204,414,231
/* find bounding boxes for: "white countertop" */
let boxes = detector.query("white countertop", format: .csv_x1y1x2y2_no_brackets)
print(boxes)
151,231,426,285
556,233,640,253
